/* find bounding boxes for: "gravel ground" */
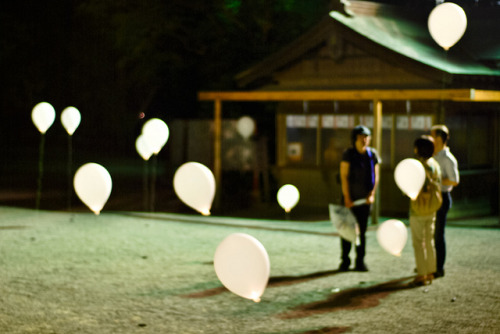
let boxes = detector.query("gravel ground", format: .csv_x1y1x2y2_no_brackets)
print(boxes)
0,206,499,334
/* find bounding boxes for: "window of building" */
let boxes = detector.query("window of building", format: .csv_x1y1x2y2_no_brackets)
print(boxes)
282,113,434,168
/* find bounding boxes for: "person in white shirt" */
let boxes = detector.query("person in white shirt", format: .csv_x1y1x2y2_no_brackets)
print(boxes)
430,125,459,278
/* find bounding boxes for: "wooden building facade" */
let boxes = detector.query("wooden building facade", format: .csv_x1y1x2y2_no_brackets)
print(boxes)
199,2,500,219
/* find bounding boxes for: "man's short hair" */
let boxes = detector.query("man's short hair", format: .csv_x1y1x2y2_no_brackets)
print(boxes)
414,135,435,159
351,125,371,146
431,124,449,143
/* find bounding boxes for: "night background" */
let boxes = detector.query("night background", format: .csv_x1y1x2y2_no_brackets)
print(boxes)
0,0,334,211
1,0,332,138
1,0,498,214
0,2,499,333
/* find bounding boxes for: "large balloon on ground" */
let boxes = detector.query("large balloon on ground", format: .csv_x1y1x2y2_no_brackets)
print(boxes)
377,219,408,257
277,184,300,213
394,158,425,200
74,163,112,215
32,102,56,134
428,2,467,51
61,106,81,135
142,118,169,154
173,162,215,216
214,233,270,302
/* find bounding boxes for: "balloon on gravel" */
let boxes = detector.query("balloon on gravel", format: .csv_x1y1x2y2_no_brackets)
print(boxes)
214,233,270,302
377,219,408,257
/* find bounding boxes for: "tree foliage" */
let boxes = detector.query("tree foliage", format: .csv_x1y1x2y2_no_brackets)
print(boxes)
0,0,330,156
74,0,331,112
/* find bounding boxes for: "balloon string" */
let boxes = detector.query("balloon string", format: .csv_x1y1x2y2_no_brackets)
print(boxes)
150,155,157,212
67,135,73,211
439,50,448,113
143,160,149,211
35,134,46,210
442,51,448,90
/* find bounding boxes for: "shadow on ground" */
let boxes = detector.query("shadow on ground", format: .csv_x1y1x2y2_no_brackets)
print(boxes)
278,276,415,319
183,269,416,320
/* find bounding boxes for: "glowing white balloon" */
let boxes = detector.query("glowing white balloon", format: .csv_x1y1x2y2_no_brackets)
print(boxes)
61,106,81,135
135,134,153,161
214,233,270,302
74,163,112,215
236,116,255,140
32,102,56,134
277,184,300,213
428,3,467,51
142,118,169,154
173,162,215,216
394,158,425,200
377,219,408,257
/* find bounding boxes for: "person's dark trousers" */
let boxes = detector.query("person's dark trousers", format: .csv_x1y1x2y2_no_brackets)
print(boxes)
435,191,452,274
340,204,370,267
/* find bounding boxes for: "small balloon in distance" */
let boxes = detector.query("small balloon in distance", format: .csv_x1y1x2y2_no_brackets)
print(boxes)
32,102,56,134
236,116,256,140
277,184,300,213
173,162,215,216
141,118,169,155
61,106,81,135
135,134,153,161
74,163,112,215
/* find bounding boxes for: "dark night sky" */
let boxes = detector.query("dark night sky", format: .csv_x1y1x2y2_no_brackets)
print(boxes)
1,0,498,213
1,0,495,179
0,1,332,193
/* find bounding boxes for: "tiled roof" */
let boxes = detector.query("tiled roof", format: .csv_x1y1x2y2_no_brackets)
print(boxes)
236,3,500,88
330,10,500,76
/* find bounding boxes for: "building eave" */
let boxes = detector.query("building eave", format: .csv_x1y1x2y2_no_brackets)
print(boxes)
235,4,500,90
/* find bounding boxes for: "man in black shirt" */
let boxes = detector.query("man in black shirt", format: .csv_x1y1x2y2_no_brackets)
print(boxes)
339,125,380,271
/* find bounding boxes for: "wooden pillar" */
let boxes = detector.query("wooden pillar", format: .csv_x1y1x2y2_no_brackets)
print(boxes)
316,115,322,166
276,113,287,167
372,99,383,225
390,114,396,168
214,99,222,210
373,100,383,153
